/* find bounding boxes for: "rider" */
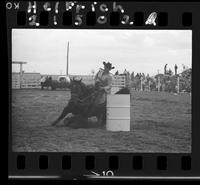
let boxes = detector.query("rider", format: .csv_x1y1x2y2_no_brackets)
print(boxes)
94,61,115,105
40,76,46,83
40,76,46,89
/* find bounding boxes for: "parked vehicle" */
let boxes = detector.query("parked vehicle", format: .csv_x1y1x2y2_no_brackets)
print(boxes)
41,76,70,90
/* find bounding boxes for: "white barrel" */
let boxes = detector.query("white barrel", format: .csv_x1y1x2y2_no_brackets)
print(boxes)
106,94,130,131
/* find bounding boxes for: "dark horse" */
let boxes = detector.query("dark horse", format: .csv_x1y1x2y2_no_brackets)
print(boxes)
51,78,130,127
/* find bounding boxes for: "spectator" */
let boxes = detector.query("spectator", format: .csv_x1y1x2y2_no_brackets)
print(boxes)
175,64,178,75
40,76,46,83
49,76,52,81
131,71,134,80
168,69,172,76
164,64,167,74
123,69,128,74
142,73,145,78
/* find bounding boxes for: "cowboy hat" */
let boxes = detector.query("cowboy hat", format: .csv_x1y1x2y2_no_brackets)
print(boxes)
103,61,115,70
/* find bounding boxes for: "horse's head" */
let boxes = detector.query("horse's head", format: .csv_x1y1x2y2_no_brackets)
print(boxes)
70,77,86,98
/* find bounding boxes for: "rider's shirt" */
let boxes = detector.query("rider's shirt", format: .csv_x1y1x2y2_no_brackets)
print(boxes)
94,68,113,104
95,68,113,93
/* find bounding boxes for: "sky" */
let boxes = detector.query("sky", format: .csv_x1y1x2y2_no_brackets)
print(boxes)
12,29,192,76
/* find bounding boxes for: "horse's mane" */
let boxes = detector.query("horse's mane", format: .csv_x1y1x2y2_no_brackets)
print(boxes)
71,79,95,99
81,83,96,97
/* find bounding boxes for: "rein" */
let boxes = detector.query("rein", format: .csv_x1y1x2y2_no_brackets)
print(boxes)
70,82,99,104
71,90,98,104
78,91,98,102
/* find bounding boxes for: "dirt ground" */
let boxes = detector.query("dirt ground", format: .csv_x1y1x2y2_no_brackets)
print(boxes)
11,89,191,153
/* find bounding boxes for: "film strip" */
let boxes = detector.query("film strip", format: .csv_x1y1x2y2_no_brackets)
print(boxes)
7,0,200,180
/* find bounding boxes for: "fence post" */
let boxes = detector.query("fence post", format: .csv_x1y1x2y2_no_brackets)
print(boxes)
158,76,160,92
19,64,22,88
148,80,151,92
177,76,180,93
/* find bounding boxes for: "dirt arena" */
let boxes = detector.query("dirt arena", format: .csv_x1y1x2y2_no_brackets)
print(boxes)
12,89,191,153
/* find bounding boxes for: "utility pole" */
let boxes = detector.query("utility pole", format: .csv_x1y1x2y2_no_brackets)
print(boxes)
12,61,27,89
66,42,69,76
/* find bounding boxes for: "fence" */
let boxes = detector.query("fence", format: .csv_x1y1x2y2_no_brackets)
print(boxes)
12,73,96,89
12,73,41,89
131,74,191,93
12,73,20,89
110,75,127,94
112,75,126,88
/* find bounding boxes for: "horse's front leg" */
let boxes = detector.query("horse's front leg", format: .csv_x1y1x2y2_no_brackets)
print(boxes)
51,105,72,126
63,113,74,126
96,103,106,125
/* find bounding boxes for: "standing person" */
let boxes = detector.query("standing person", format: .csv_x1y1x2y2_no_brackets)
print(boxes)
49,76,52,81
131,71,134,80
175,64,178,75
164,64,167,74
40,76,46,83
168,68,172,76
142,73,145,78
182,64,186,71
115,70,119,75
123,69,128,75
94,62,115,124
40,76,46,90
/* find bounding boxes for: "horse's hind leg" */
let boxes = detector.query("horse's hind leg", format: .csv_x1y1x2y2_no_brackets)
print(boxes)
51,105,71,126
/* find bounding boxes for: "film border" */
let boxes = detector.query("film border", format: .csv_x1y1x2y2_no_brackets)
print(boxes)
7,0,200,180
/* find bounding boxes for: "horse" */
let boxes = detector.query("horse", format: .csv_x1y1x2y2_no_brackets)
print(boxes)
51,78,130,127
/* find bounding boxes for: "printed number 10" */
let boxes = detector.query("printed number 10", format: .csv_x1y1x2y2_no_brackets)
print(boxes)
102,170,114,176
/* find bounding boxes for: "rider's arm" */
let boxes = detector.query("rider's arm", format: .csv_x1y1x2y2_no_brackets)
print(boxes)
101,75,112,93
